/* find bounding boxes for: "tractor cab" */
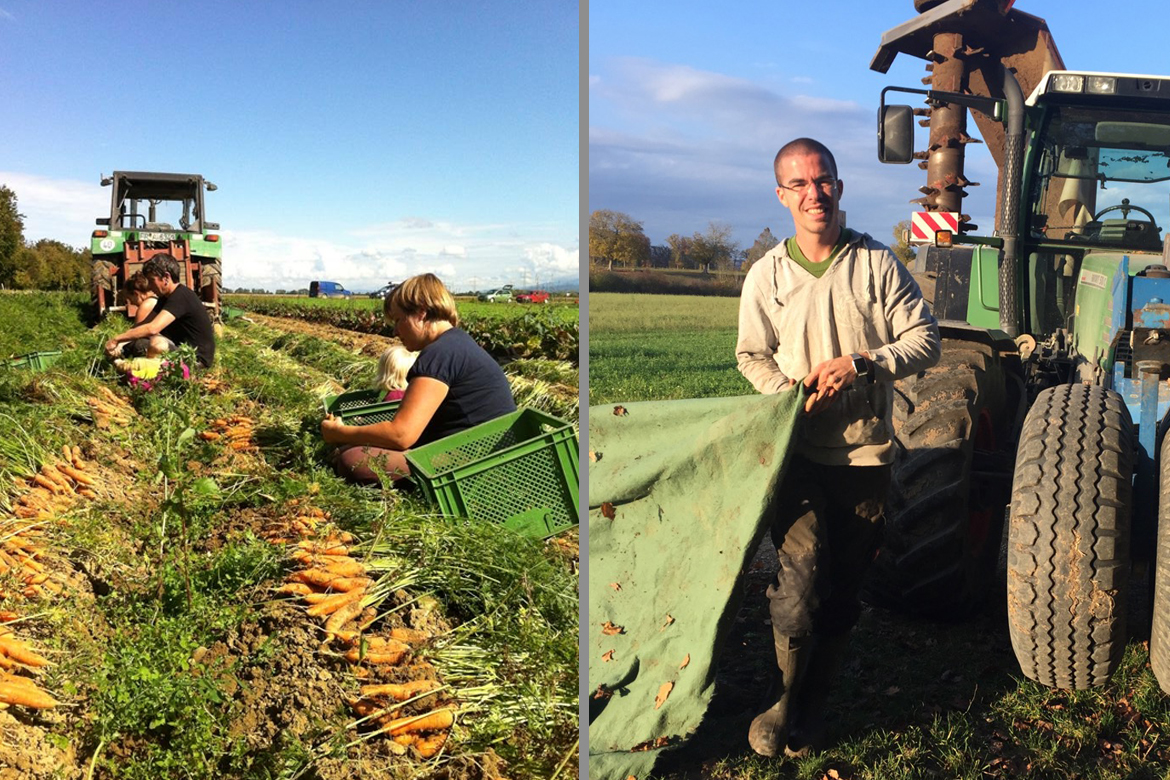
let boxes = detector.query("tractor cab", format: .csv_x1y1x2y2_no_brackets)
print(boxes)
91,171,223,320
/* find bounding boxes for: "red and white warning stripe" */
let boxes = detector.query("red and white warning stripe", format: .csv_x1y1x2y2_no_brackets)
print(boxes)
909,211,959,244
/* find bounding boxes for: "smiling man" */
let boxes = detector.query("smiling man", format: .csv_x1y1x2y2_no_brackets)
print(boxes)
735,137,940,758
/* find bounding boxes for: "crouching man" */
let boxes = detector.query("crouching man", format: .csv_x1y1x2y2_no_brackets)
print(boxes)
104,253,216,368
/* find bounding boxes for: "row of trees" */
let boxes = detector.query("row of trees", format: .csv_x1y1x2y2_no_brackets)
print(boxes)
0,186,92,291
589,209,917,271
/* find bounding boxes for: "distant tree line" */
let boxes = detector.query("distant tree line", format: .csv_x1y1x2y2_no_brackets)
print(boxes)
0,186,92,291
589,208,917,272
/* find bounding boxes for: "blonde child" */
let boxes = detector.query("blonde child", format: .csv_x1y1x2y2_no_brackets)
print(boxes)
374,344,418,402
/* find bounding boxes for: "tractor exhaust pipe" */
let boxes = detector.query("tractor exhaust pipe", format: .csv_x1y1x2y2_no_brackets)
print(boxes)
998,66,1024,338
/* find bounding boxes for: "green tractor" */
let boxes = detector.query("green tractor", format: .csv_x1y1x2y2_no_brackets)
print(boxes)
871,0,1170,692
90,171,222,320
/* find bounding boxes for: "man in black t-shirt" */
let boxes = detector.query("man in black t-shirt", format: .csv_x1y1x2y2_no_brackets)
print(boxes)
105,253,216,367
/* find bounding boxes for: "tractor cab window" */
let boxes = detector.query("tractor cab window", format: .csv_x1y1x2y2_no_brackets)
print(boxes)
1029,106,1170,253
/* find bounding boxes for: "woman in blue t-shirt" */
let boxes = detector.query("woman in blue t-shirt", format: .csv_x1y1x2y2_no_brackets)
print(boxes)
321,273,516,483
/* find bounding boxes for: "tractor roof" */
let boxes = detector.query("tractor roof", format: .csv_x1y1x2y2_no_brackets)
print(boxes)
1027,71,1170,106
107,171,213,200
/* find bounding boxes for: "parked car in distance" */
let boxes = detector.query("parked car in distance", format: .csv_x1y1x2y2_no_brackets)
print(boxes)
478,287,513,303
309,280,353,299
369,282,398,299
515,290,550,304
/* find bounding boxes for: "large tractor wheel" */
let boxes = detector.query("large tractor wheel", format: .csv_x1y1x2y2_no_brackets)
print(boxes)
1007,384,1133,689
91,260,116,319
864,340,1010,617
1149,432,1170,692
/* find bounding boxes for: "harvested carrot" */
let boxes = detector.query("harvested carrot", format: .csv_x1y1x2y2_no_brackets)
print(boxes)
57,464,94,486
276,582,315,596
71,445,82,462
306,591,362,618
393,733,419,746
199,431,221,441
360,679,440,701
79,488,98,499
298,540,348,556
0,638,49,667
229,440,252,451
324,599,365,636
415,731,449,758
389,628,431,645
347,697,388,718
290,568,343,589
0,679,57,708
377,708,455,736
345,647,408,666
325,576,372,593
31,475,60,494
320,558,365,578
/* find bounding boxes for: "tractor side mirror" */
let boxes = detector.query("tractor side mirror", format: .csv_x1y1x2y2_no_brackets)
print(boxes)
95,218,109,226
878,104,915,164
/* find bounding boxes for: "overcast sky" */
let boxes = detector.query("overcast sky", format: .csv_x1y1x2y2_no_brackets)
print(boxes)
589,0,1170,251
1,0,579,292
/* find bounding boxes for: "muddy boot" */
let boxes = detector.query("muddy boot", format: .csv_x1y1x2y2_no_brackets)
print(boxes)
784,631,850,758
748,632,810,757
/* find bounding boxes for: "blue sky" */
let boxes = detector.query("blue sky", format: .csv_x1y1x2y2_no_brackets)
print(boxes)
589,0,1170,252
0,0,579,292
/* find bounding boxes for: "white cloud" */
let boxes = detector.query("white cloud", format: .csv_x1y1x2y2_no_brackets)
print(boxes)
0,172,579,292
588,57,996,248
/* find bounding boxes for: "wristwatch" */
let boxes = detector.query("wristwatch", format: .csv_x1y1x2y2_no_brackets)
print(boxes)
850,353,872,384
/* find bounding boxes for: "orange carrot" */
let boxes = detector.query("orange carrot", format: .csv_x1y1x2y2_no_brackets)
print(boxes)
415,731,449,758
306,591,362,618
347,697,388,717
0,638,49,667
276,582,315,596
297,540,348,556
324,598,365,636
320,558,365,577
199,431,221,441
377,708,455,735
57,464,94,486
345,646,408,666
389,628,431,645
359,679,440,701
0,679,56,708
31,475,59,494
324,576,372,593
290,568,342,589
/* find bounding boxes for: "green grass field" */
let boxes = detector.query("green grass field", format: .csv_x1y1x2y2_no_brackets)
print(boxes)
587,291,1170,780
587,293,752,405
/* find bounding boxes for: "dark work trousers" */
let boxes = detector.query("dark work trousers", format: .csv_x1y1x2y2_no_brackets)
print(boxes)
767,454,892,638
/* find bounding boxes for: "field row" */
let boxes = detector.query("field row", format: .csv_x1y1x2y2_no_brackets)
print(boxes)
0,291,579,780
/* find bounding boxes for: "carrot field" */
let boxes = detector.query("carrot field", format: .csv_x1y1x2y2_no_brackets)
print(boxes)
0,291,579,780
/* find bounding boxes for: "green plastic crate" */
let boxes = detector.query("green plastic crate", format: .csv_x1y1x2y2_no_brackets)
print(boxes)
322,389,401,425
7,351,63,371
406,409,579,538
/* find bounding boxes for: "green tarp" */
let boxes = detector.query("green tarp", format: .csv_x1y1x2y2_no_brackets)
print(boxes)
587,391,805,779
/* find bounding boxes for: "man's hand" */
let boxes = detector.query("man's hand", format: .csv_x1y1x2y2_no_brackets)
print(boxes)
104,339,122,357
320,414,346,443
802,355,859,415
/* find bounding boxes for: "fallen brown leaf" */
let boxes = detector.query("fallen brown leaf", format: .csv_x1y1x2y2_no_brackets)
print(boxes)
602,650,614,663
661,614,675,630
654,681,673,710
609,582,622,591
600,502,616,520
613,405,628,416
601,621,624,636
679,654,690,669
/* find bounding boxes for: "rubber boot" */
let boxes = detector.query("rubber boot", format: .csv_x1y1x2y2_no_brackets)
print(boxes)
784,631,850,758
747,632,810,757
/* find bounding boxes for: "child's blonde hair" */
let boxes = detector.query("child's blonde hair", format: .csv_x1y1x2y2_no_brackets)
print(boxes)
374,344,418,392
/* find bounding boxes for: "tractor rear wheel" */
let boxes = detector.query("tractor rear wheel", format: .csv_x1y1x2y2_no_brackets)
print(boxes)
1149,431,1170,692
863,340,1010,617
1007,384,1133,689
